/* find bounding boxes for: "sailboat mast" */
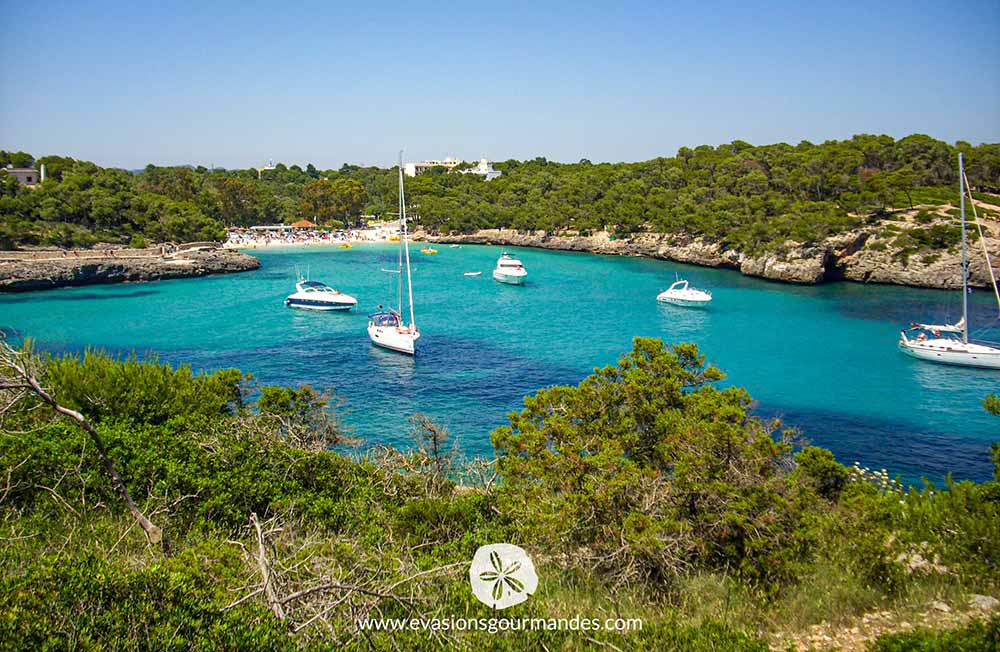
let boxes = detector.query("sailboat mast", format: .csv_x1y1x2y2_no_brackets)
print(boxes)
960,153,969,345
396,156,403,315
399,152,416,329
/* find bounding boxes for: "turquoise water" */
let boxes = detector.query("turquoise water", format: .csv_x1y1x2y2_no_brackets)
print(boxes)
2,244,998,483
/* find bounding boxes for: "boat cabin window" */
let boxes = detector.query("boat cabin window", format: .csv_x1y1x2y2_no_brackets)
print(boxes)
371,312,400,326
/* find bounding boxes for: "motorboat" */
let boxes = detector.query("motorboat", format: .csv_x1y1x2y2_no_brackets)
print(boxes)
464,271,482,277
899,153,1000,369
285,278,357,311
656,279,712,307
420,247,438,254
368,152,421,355
492,252,527,285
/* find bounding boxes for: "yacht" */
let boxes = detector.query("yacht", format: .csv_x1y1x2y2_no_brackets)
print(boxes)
656,278,712,307
493,252,527,285
285,278,357,311
368,152,421,355
899,153,1000,369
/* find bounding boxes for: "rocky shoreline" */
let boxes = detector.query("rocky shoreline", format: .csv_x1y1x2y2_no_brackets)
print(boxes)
0,245,260,293
416,227,1000,290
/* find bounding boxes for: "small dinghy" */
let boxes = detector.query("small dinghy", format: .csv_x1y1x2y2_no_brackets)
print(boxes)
656,279,712,308
464,271,482,277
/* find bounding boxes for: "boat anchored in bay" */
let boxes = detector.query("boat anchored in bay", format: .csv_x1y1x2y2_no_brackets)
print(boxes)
657,278,712,308
368,152,421,355
285,275,357,311
899,153,1000,369
493,252,527,285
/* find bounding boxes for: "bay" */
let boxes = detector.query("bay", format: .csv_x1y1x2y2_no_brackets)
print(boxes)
2,243,998,484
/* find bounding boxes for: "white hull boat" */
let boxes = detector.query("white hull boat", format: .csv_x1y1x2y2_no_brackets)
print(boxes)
367,313,420,355
464,271,482,277
493,253,527,285
369,152,421,356
285,278,357,311
899,335,1000,369
657,279,712,307
898,153,1000,370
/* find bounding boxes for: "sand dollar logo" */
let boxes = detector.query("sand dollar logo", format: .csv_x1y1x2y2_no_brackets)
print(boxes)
469,543,538,609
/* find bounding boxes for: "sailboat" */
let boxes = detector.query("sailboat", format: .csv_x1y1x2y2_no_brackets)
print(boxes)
899,153,1000,369
367,152,421,355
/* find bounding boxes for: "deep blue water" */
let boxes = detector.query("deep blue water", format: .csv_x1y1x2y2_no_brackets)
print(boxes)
2,244,998,484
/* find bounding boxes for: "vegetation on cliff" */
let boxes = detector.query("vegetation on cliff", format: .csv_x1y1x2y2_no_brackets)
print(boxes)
0,338,997,650
3,135,998,256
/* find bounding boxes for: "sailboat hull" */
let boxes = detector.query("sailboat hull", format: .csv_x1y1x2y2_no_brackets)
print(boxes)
899,338,1000,369
368,323,420,355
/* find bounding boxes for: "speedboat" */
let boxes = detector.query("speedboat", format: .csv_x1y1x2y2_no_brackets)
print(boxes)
656,279,712,307
285,278,357,311
493,252,527,285
367,309,420,355
450,244,461,248
464,271,482,277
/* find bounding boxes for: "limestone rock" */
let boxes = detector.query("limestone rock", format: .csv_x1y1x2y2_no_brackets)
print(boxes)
968,594,1000,612
0,246,260,293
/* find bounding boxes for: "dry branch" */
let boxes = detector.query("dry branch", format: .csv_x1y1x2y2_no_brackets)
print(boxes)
0,339,164,546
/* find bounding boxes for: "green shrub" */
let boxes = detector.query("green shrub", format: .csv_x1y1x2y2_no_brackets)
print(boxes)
39,347,247,425
493,338,822,591
794,447,849,500
0,549,296,652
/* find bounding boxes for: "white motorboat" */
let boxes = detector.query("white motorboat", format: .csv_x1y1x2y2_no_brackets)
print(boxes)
464,271,482,277
656,279,712,307
285,278,357,311
899,153,1000,369
493,252,527,285
368,152,420,355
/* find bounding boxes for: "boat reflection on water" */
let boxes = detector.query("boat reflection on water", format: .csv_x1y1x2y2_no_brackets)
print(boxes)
656,299,710,340
367,342,417,382
907,357,996,394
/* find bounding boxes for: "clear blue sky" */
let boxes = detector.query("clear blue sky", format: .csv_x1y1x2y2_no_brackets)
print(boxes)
1,0,998,170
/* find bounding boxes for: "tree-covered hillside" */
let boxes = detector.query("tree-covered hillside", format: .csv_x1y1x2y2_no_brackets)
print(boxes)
2,135,998,253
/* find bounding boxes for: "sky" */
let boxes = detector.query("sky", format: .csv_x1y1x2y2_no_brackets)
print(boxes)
1,0,998,170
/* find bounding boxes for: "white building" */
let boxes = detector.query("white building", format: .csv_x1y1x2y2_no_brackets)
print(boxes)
404,157,462,177
3,164,45,187
458,158,502,181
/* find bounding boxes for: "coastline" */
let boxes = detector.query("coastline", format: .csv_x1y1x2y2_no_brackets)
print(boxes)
414,226,1000,290
0,244,260,293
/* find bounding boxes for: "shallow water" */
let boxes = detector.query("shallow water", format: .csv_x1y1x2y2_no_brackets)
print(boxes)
2,243,998,484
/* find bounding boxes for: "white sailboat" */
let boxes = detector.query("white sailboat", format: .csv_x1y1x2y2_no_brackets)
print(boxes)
899,153,1000,369
368,153,420,355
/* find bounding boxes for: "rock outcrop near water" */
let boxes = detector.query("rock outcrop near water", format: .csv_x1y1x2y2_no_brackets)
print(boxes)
417,223,1000,290
0,245,260,292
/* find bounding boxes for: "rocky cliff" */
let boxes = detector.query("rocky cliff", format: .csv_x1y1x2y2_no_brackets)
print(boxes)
0,247,260,292
416,226,1000,290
